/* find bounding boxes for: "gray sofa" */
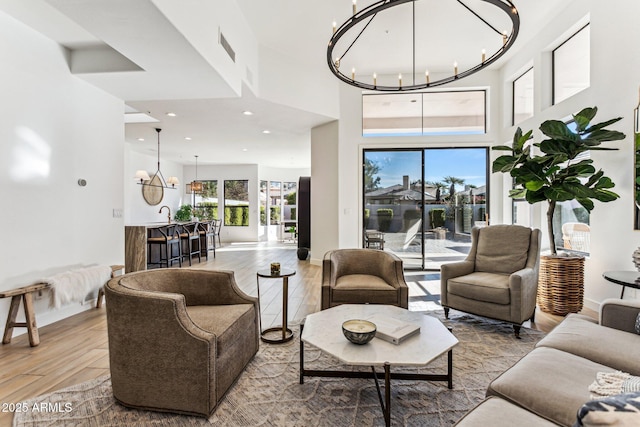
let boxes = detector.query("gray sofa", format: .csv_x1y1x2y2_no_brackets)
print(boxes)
456,298,640,426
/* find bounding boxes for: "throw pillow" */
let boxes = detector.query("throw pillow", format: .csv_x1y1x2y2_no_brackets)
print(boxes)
575,391,640,427
635,312,640,334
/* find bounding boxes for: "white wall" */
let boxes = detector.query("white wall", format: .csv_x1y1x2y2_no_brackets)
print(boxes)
310,121,340,264
498,0,640,309
0,10,124,336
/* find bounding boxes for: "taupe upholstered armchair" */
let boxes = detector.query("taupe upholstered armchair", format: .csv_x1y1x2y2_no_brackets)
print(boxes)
105,269,259,417
322,249,408,310
440,225,541,338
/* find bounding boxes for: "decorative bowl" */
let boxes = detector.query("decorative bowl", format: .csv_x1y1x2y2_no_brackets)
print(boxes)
342,319,376,345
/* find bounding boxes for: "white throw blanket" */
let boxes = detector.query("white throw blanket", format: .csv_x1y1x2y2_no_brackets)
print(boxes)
590,371,640,399
40,265,112,309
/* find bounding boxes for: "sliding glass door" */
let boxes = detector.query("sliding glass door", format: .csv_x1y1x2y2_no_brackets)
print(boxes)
363,147,488,270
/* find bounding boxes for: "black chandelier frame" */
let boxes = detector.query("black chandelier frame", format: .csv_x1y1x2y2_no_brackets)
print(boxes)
327,0,520,91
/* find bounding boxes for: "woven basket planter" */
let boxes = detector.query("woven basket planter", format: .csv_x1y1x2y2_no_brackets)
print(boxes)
537,255,585,316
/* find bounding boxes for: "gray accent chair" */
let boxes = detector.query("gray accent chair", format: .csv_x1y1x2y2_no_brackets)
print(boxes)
440,225,541,338
322,249,409,310
104,269,259,417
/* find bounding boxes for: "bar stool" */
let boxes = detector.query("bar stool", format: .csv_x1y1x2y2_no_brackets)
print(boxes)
212,219,222,247
198,220,216,260
179,222,201,266
147,225,182,268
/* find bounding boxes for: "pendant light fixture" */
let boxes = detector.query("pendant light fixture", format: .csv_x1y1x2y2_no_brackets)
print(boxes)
327,0,520,91
135,128,179,189
191,155,203,193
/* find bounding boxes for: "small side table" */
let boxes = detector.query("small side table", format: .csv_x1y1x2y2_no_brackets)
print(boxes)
602,271,640,298
256,268,296,344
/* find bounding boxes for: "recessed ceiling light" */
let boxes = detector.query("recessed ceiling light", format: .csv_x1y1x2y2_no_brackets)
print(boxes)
242,148,248,152
137,138,145,141
243,111,253,116
184,137,192,141
262,130,271,134
166,112,176,117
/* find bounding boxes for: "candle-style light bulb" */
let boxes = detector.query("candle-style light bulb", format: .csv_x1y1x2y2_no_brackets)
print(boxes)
482,49,486,62
502,31,508,46
352,0,357,15
332,21,337,34
425,70,430,84
398,73,402,88
335,58,340,68
454,62,458,76
351,68,355,80
373,73,377,87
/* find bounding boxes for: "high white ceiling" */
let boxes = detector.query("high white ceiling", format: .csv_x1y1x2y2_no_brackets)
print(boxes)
1,0,570,169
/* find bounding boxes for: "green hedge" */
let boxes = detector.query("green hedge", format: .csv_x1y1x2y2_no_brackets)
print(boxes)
429,208,446,228
270,206,281,224
260,205,266,225
403,209,421,220
377,209,393,232
224,206,249,226
194,202,218,220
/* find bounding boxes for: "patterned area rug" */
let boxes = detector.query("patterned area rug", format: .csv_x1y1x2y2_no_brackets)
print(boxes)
13,312,543,427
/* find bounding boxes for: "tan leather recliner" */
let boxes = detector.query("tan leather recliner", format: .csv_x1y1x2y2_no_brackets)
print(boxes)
322,249,409,310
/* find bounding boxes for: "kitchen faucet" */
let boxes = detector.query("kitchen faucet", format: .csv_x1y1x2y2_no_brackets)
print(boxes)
159,205,171,224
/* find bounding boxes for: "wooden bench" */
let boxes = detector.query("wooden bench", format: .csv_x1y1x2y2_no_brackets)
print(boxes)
1,264,124,347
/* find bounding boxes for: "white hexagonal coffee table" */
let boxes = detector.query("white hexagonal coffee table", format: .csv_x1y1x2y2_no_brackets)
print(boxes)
300,304,458,426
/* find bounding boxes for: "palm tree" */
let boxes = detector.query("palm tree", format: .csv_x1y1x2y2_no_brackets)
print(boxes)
442,176,465,203
426,181,446,202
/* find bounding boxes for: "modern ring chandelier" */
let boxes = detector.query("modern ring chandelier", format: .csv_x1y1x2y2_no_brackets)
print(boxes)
327,0,520,91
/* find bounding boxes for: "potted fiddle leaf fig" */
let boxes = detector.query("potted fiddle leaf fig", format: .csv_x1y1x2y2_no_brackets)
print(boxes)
492,106,625,315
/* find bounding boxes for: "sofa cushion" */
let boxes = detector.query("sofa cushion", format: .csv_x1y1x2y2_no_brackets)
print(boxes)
455,396,557,427
487,347,614,427
576,392,640,427
186,304,255,357
536,314,640,376
448,272,510,305
475,225,531,274
332,274,398,304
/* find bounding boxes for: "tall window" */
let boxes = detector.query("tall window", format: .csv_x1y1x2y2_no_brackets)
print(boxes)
283,181,297,222
512,68,534,125
553,24,590,104
259,180,267,226
269,181,281,225
224,180,249,226
363,90,486,137
192,180,218,220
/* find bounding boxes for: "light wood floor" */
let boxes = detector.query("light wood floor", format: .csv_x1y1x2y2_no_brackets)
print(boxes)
0,242,594,425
